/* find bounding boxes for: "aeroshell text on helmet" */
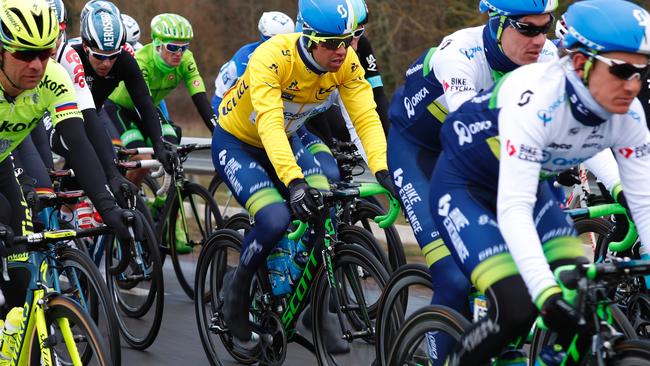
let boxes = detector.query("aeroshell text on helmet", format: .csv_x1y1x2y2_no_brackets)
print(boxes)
100,11,115,48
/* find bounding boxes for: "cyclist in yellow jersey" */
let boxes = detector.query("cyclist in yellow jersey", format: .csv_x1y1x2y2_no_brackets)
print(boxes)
0,0,142,307
212,0,395,343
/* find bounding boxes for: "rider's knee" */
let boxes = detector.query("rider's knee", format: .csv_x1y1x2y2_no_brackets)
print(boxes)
254,203,291,241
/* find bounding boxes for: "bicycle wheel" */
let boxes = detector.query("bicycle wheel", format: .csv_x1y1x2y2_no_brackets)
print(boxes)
195,229,257,366
352,200,406,272
626,293,650,337
529,304,638,365
386,305,470,366
574,217,614,262
104,212,165,350
224,212,252,233
208,174,244,221
375,264,432,366
611,340,650,365
57,248,122,365
169,182,221,299
338,224,391,276
312,243,390,366
28,295,111,366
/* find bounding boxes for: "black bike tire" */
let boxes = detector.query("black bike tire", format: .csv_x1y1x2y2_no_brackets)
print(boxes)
59,248,122,365
28,295,111,366
104,211,165,350
312,243,390,366
352,200,406,272
208,173,241,223
574,217,614,262
169,182,221,300
386,305,470,366
375,263,432,366
529,304,638,365
338,224,391,278
611,340,650,365
224,212,252,234
195,229,257,366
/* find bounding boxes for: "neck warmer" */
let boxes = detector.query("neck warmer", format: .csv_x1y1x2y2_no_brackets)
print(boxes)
298,35,326,75
482,16,521,77
563,58,611,126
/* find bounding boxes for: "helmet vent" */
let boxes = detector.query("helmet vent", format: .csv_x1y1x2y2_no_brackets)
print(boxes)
9,7,32,38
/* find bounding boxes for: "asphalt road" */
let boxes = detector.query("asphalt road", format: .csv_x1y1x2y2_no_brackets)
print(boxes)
118,257,431,365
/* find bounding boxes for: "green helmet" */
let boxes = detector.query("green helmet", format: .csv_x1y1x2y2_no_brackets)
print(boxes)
0,0,59,51
150,13,193,43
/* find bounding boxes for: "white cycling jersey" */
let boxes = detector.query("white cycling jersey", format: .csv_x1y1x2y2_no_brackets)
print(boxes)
432,26,557,113
55,43,96,111
494,59,650,301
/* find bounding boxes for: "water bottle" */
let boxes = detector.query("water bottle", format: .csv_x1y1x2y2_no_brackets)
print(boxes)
0,307,23,364
75,201,93,229
534,344,564,366
266,237,293,296
150,195,167,221
289,239,309,283
468,291,487,322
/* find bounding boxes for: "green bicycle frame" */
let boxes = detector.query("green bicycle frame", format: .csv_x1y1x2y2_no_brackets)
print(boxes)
279,183,399,336
7,251,82,366
565,203,637,252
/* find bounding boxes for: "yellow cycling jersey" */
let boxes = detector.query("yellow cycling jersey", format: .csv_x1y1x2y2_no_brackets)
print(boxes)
217,32,387,186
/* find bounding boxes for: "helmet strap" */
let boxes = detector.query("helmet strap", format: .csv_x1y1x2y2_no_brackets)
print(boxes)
582,55,595,86
495,16,508,52
0,51,21,95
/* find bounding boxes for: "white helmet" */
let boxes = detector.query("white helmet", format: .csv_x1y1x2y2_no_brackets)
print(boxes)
258,11,294,39
121,13,141,46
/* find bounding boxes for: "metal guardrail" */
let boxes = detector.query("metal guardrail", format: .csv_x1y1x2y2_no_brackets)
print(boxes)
178,137,375,182
179,137,214,174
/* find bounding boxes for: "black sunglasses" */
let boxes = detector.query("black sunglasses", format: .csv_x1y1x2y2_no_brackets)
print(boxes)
8,48,53,62
594,54,650,81
508,15,555,37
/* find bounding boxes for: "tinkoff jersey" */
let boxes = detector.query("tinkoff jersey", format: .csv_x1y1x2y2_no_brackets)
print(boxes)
0,61,82,162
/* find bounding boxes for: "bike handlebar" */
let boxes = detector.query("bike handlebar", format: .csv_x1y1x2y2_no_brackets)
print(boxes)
564,203,637,252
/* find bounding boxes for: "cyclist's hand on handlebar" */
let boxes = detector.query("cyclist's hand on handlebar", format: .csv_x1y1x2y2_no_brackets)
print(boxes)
154,144,178,175
108,174,139,208
288,178,323,221
555,167,580,187
101,207,144,242
540,292,581,335
375,169,398,199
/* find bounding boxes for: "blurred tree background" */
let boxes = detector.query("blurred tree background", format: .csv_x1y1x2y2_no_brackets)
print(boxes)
65,0,650,136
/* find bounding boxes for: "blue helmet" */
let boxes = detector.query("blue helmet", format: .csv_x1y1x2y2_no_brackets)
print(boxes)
81,6,126,52
563,0,650,55
299,0,358,36
352,0,368,25
479,0,558,17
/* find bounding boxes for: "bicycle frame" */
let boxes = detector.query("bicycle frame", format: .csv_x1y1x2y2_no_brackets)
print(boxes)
7,251,81,366
277,183,399,337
